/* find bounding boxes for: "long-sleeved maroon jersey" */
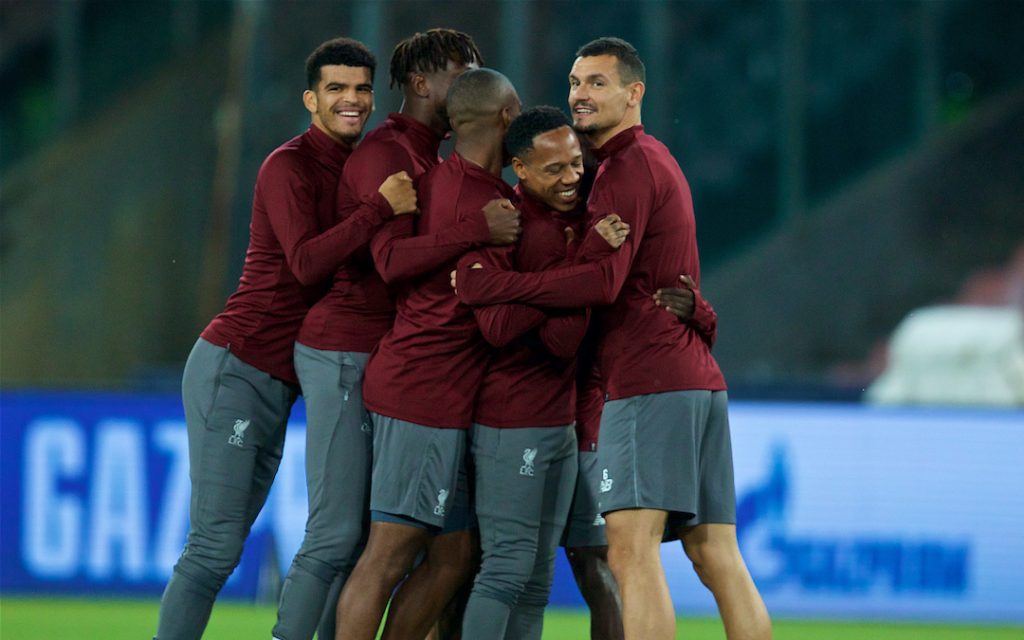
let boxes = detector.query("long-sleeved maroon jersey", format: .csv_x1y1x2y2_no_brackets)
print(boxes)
202,125,351,384
297,113,442,353
362,153,514,429
454,125,725,400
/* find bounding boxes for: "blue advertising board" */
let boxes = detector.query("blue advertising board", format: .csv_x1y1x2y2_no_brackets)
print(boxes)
1,391,1022,622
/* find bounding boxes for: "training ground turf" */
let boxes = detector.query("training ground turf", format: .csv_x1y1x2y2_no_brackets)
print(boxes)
0,598,1020,639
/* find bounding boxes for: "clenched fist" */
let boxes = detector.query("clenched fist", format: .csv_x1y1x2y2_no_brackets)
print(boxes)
378,171,418,215
595,213,630,248
482,199,521,245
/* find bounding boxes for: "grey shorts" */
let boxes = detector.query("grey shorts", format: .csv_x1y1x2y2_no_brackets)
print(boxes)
369,412,472,531
561,450,607,548
597,390,735,535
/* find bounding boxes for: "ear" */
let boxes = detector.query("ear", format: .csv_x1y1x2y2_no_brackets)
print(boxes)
302,89,317,115
411,73,430,98
501,106,513,129
628,81,646,107
511,157,528,181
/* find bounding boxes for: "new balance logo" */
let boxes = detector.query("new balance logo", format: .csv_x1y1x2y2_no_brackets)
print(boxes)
227,419,250,448
599,468,614,493
519,447,537,477
433,489,449,516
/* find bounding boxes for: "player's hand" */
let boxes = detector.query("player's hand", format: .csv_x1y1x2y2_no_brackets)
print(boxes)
595,214,630,248
450,262,483,293
378,171,418,215
482,199,521,244
654,275,697,320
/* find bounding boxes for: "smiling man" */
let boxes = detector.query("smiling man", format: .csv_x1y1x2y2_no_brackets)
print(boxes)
450,37,771,640
275,29,518,640
457,105,629,640
153,38,381,640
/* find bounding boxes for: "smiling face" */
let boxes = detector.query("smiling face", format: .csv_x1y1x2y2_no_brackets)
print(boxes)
568,54,644,148
304,64,374,145
512,125,584,212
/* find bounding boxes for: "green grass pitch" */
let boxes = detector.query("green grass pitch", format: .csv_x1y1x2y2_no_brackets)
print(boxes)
0,598,1021,639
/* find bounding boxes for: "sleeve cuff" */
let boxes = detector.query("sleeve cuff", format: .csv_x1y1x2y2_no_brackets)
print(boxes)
368,190,395,222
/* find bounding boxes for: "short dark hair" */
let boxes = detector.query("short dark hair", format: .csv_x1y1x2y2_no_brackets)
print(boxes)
576,37,645,84
390,28,483,89
306,37,376,89
446,68,514,127
505,106,573,159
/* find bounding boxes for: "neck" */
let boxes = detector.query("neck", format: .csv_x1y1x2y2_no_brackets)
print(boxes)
586,110,641,150
455,128,504,176
399,93,446,137
312,118,355,150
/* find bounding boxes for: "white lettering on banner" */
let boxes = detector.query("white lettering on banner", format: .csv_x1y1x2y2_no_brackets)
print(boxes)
153,421,190,577
87,420,148,579
24,420,84,578
16,414,314,586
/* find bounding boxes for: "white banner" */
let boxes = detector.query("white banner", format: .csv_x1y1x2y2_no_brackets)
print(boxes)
660,404,1024,622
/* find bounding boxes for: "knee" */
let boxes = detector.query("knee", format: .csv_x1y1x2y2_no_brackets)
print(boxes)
684,538,742,587
517,574,553,608
173,547,243,595
177,525,249,585
300,521,366,570
606,535,659,577
567,547,617,599
474,551,536,605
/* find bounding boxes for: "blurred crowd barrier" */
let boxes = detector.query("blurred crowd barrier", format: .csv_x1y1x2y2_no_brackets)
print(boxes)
2,391,1021,622
868,306,1024,406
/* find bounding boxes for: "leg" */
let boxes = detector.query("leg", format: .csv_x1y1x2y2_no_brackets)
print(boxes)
334,521,430,640
429,574,474,640
275,348,372,640
604,508,675,640
316,573,344,640
461,425,552,639
507,430,578,640
562,447,623,640
156,341,293,640
679,391,771,639
381,528,477,640
680,524,771,640
565,546,623,640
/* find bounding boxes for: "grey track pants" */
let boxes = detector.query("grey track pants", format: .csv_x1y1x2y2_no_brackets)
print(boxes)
462,423,578,640
155,338,297,640
273,344,372,640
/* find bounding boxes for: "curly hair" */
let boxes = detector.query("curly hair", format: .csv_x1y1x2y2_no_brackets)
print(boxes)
389,28,483,89
306,37,376,89
505,106,573,159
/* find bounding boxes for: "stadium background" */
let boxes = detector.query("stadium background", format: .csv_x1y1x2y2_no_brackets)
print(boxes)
2,0,1022,637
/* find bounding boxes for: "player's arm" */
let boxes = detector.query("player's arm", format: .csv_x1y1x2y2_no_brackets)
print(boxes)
654,275,718,347
537,308,591,359
459,249,547,348
370,199,521,284
452,209,641,309
262,152,414,286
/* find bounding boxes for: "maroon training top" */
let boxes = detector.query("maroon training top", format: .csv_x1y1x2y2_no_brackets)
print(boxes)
362,153,514,429
471,188,591,429
454,125,725,400
297,113,442,353
202,125,350,384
